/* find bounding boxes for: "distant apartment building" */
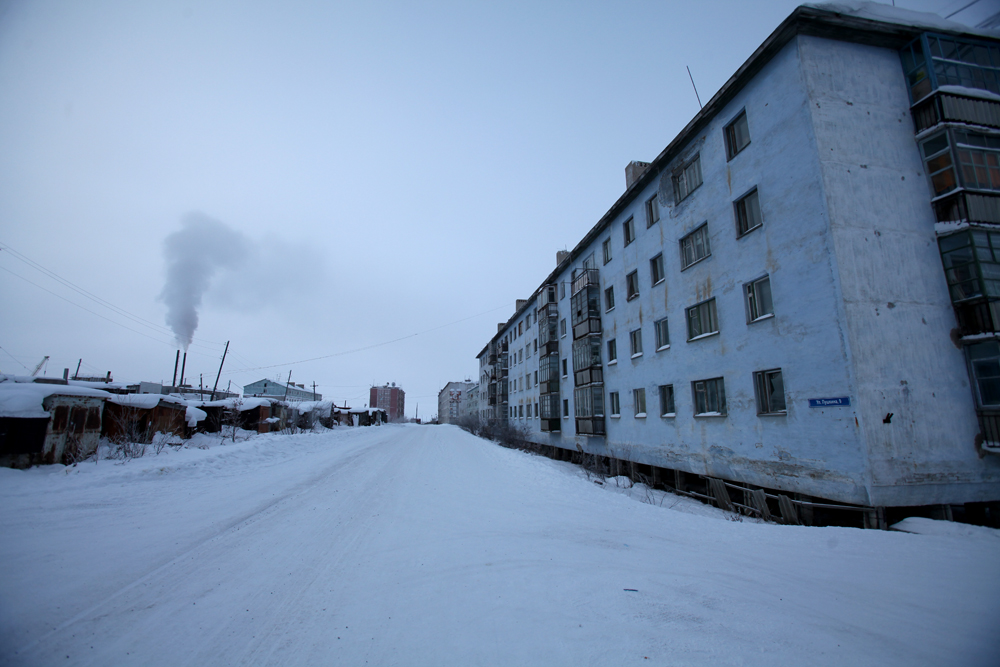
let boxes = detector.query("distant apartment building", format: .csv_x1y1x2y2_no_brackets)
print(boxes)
437,381,476,424
476,5,1000,522
370,383,405,421
244,379,321,402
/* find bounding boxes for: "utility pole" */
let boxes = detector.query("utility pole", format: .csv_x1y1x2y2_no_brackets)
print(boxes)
74,359,82,380
200,374,204,398
210,340,229,401
283,370,292,400
312,381,316,400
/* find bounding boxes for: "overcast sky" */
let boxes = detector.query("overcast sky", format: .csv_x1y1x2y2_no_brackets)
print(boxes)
0,0,994,417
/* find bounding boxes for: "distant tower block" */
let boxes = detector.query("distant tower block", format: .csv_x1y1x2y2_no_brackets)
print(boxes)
371,383,405,421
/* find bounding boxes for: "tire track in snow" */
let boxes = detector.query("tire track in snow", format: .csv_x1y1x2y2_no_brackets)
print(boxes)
7,427,400,664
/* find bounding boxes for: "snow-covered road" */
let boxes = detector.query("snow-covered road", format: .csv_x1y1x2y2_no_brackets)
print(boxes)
1,424,998,666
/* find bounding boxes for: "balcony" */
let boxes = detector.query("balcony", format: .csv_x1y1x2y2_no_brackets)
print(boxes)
912,91,1000,134
572,336,602,387
539,354,560,395
538,303,560,355
571,285,601,341
933,190,1000,224
573,385,604,437
571,268,599,296
575,418,606,436
540,394,561,432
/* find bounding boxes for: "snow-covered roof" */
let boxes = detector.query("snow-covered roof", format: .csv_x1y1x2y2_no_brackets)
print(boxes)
808,2,1000,39
108,394,188,410
0,377,111,419
193,397,273,410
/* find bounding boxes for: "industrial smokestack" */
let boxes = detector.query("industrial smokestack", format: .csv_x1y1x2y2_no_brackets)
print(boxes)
180,352,187,388
172,350,180,387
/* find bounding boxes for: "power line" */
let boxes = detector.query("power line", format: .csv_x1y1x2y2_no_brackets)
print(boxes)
0,345,30,371
224,303,512,375
1,265,220,362
0,242,223,349
945,0,980,19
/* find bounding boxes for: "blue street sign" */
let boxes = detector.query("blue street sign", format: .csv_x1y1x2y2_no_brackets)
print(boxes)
808,397,850,408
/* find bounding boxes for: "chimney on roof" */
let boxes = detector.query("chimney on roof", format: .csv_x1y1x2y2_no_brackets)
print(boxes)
516,299,527,311
625,161,651,189
498,323,505,332
556,250,569,266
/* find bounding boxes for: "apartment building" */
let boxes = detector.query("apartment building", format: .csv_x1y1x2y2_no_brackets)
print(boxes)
477,4,1000,517
437,381,476,424
370,383,405,422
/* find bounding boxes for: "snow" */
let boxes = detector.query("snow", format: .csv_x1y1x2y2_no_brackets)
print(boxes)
891,516,1000,541
0,377,111,418
936,85,1000,103
185,405,207,427
961,332,998,342
195,397,272,410
108,394,188,410
1,424,997,666
935,220,970,235
808,2,1000,38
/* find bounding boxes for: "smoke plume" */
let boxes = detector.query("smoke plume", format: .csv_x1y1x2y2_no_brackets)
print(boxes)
159,212,250,349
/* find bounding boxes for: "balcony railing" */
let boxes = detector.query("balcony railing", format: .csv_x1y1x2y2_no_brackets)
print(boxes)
933,190,1000,224
911,91,1000,134
571,268,600,295
575,417,605,436
979,410,1000,446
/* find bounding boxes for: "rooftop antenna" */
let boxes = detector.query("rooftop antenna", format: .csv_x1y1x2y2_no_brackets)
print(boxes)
686,66,703,109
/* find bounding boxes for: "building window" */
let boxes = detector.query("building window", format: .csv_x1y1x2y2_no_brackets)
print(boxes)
725,110,750,160
659,385,675,417
560,282,566,299
633,388,646,417
626,271,639,300
605,286,615,312
754,369,786,415
560,318,567,337
686,298,718,340
623,217,635,247
535,402,539,418
603,238,612,264
650,254,664,285
646,196,660,228
607,338,617,363
630,328,643,358
745,276,774,322
954,131,1000,192
534,339,538,353
970,341,1000,406
519,405,524,418
563,398,569,417
534,370,538,384
673,155,702,204
609,391,620,416
654,317,670,350
680,223,711,269
921,132,957,196
735,188,762,237
562,358,568,377
692,377,726,416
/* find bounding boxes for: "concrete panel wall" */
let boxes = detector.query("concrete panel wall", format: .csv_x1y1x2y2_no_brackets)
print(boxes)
800,34,1000,505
